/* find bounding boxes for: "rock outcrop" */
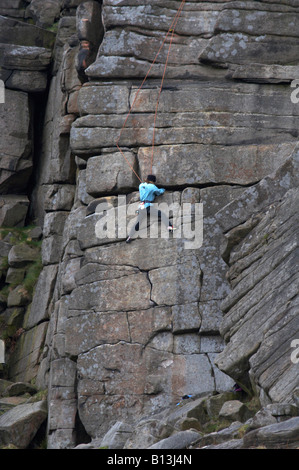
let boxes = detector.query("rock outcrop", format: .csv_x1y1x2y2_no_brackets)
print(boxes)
0,0,298,450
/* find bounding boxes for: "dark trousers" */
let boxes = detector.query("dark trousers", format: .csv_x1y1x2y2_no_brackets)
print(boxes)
129,206,171,238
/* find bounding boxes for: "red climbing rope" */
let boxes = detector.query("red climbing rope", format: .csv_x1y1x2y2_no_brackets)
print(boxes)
116,0,186,182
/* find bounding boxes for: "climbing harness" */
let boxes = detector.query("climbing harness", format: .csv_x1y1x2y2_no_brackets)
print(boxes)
116,0,186,182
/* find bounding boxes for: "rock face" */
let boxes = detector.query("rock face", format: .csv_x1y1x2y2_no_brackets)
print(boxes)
215,153,299,404
0,0,299,450
0,400,47,449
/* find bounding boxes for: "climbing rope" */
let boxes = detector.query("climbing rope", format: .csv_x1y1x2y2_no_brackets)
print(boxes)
116,0,186,182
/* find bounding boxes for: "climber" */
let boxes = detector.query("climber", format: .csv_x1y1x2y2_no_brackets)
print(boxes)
126,175,174,243
76,40,91,83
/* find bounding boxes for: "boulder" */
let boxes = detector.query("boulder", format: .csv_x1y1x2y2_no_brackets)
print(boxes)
26,0,62,28
148,430,200,449
0,44,52,71
5,70,48,93
100,421,133,450
0,379,13,396
7,285,31,308
0,397,28,415
205,392,239,419
8,243,40,268
0,400,47,449
4,382,37,397
0,196,29,228
0,16,55,49
195,421,243,448
243,417,299,449
124,414,174,449
219,400,252,423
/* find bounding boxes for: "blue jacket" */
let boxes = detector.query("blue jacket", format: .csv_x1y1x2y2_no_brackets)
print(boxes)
139,182,165,208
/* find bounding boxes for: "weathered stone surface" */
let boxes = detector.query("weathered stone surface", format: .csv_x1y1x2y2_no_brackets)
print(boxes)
149,257,201,306
26,0,62,28
65,310,130,356
219,400,252,423
8,243,40,268
68,271,151,312
8,322,48,382
7,285,31,308
138,142,296,188
0,89,32,193
86,55,223,81
243,417,299,449
172,303,201,334
98,28,208,67
198,301,223,335
230,64,299,84
5,382,37,397
85,152,138,196
0,195,29,228
246,407,277,431
0,341,4,365
0,15,56,49
215,8,299,38
85,237,188,271
71,81,299,157
7,0,298,451
47,358,77,448
25,265,58,329
102,1,221,37
0,397,28,415
78,83,129,115
100,421,133,450
0,44,52,71
43,184,75,212
77,0,104,45
124,415,174,450
201,422,245,449
5,70,48,93
215,152,299,401
0,400,47,449
205,392,237,419
199,33,299,66
148,430,200,449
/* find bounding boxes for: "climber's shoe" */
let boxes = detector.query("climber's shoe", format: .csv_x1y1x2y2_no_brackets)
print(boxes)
167,225,176,232
126,236,132,243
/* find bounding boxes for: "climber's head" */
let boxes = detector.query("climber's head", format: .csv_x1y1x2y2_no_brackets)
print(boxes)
146,174,156,184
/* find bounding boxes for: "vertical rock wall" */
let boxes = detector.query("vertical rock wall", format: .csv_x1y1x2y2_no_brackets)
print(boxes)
0,0,298,449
